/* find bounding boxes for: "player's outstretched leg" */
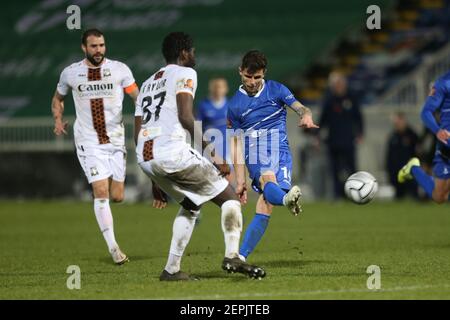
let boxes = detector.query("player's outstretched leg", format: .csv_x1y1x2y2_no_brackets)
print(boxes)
160,206,200,281
398,157,435,198
261,174,302,216
398,157,421,183
281,185,303,216
398,157,450,203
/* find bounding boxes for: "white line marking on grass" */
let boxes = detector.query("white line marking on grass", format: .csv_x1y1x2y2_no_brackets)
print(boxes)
151,284,450,300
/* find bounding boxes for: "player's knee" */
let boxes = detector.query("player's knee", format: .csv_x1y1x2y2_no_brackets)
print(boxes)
93,185,109,199
433,194,447,204
221,200,242,233
260,171,276,182
259,171,276,189
432,189,448,204
178,207,200,221
111,193,124,203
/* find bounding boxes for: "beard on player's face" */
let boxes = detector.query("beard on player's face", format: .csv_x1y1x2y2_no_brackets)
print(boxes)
86,52,105,66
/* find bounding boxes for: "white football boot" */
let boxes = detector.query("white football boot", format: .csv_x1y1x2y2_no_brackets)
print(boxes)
283,185,303,216
110,247,129,265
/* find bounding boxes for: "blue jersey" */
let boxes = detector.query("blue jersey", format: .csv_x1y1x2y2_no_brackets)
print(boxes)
227,80,298,190
197,98,228,133
422,72,450,138
196,97,228,157
227,80,297,153
422,71,450,178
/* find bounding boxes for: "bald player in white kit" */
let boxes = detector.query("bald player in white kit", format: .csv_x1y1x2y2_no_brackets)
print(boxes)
51,29,139,265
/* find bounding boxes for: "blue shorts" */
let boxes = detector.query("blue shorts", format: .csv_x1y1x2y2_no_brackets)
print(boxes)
433,152,450,179
247,150,293,193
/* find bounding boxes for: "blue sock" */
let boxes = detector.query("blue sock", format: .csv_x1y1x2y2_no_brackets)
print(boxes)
263,181,287,206
239,213,270,258
411,166,435,198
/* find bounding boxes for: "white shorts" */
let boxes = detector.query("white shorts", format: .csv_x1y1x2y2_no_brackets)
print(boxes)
138,146,228,206
76,143,126,184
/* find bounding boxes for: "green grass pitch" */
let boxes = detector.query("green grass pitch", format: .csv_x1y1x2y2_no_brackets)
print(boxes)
1,200,450,299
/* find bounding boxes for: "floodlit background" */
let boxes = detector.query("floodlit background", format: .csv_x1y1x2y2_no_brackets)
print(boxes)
1,0,449,202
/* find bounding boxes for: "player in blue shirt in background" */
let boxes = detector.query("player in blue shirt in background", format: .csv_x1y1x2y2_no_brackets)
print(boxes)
195,77,232,225
227,50,319,261
398,73,450,204
196,77,230,175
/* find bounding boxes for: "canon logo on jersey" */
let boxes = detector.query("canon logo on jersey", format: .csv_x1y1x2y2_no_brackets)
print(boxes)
77,83,114,92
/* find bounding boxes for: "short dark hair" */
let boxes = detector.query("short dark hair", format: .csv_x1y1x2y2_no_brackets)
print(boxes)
241,50,267,73
162,32,193,63
81,28,104,46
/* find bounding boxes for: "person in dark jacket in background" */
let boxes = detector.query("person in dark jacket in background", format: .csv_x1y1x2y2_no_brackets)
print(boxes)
319,71,364,199
386,112,419,199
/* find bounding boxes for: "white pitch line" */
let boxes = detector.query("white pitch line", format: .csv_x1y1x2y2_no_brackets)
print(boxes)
150,284,450,300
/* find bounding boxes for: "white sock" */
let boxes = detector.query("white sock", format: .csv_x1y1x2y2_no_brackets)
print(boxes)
165,254,182,275
164,207,198,274
94,198,118,252
221,200,243,259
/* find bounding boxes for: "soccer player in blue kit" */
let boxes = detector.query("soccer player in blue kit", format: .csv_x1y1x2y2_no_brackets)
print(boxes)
196,77,233,180
195,78,231,225
398,73,450,204
227,50,319,261
197,77,229,157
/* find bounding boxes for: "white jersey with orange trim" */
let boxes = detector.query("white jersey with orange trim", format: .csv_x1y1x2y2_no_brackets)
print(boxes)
57,58,137,147
135,64,198,163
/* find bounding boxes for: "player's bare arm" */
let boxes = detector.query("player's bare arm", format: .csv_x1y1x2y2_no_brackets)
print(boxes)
134,116,142,146
51,90,68,135
231,135,247,204
176,92,230,176
288,100,319,129
126,86,139,104
128,84,140,145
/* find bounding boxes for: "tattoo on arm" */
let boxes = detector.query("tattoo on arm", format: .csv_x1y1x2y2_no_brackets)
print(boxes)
52,91,65,121
288,101,311,118
134,116,142,146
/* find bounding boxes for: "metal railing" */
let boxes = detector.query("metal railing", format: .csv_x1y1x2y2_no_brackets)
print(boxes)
0,116,135,152
0,115,149,201
378,43,450,109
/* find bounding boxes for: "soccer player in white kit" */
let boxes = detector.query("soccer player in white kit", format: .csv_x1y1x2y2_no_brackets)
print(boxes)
135,32,266,281
51,29,139,265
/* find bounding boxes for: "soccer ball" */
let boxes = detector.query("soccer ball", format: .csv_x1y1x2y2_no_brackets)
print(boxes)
344,171,378,204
